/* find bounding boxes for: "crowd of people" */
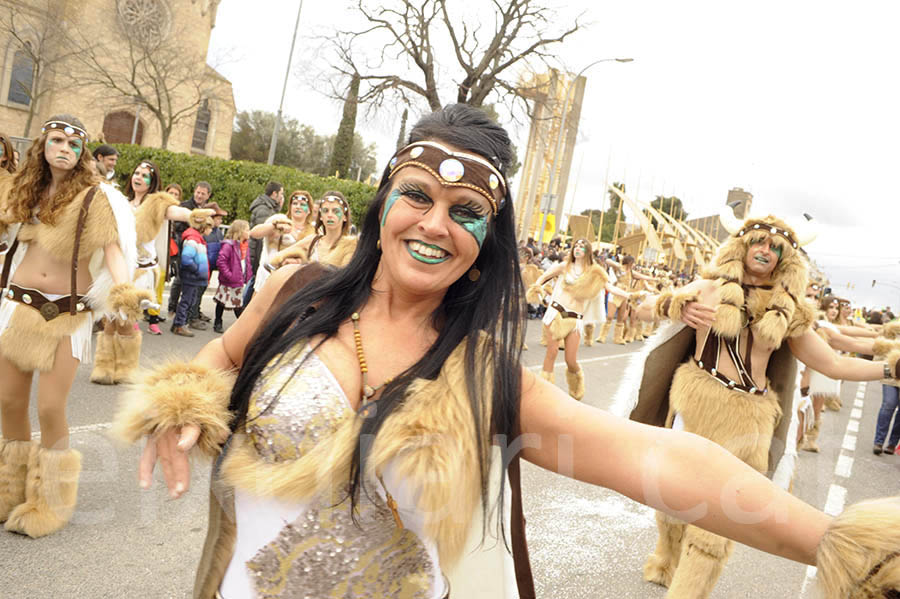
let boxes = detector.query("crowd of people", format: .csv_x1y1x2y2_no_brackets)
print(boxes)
1,107,900,599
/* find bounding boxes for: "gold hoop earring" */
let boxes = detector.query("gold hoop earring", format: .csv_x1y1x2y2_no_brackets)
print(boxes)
376,239,381,250
468,267,480,282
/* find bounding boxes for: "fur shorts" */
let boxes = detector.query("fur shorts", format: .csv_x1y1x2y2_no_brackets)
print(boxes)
668,360,781,472
0,296,93,372
542,307,582,340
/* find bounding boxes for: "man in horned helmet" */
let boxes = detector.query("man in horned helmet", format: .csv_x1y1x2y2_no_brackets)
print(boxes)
615,207,900,599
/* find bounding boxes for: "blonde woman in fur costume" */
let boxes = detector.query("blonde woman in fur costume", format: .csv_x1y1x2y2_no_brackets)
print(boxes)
0,116,148,538
627,209,900,598
528,239,630,399
248,190,315,292
268,191,358,269
597,254,655,344
90,160,213,385
113,106,900,599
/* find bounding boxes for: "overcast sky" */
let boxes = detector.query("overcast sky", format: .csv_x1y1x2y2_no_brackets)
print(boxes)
208,0,900,310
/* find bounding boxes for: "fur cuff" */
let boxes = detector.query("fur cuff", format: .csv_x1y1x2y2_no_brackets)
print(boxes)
873,338,900,359
653,291,673,319
887,349,900,380
189,208,215,229
883,321,900,340
526,283,544,305
816,497,900,598
108,283,154,322
667,292,698,322
111,362,235,458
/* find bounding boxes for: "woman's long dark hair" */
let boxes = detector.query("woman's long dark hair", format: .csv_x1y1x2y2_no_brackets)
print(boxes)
125,159,161,201
228,104,524,540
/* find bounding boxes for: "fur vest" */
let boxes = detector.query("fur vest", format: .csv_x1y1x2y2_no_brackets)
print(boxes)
562,263,609,302
134,192,178,245
309,234,357,267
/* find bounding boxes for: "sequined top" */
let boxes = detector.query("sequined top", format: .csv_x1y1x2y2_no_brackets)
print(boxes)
220,343,446,599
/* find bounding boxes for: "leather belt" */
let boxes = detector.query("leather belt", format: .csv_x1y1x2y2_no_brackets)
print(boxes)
550,301,582,320
5,284,90,322
137,258,159,268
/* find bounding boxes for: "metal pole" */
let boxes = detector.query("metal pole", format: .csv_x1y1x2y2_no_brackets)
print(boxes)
537,58,632,245
130,104,141,144
267,1,304,165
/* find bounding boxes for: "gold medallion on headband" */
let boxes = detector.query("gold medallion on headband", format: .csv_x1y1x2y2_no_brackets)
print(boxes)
387,141,507,214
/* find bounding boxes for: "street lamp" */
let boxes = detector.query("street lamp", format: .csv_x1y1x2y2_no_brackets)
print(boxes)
536,57,633,243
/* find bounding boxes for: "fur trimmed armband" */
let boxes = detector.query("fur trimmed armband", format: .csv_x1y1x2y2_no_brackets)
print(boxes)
188,208,215,229
873,338,900,360
111,362,235,458
883,321,900,341
525,283,544,305
108,283,155,322
654,291,697,321
886,349,900,380
816,497,900,598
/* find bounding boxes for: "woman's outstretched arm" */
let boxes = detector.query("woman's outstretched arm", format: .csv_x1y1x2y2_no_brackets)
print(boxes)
518,368,829,565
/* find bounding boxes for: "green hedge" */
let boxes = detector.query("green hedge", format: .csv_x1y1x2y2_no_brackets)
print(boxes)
92,144,377,226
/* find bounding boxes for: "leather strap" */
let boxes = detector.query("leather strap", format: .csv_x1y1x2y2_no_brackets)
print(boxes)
1,238,19,294
71,186,99,314
509,456,536,599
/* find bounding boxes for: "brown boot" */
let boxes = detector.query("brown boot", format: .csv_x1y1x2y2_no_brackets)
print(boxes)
539,370,555,384
613,322,626,345
90,332,117,385
566,367,585,400
583,323,595,347
5,447,81,538
111,332,142,384
799,416,821,453
595,321,611,344
0,439,35,522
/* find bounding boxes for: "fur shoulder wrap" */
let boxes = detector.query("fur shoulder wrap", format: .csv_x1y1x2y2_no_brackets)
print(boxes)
319,235,358,268
220,335,494,567
15,186,119,262
111,362,235,458
562,264,608,302
135,192,178,245
521,263,542,288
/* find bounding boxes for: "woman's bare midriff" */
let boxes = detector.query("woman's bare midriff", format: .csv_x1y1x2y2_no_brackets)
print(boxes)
10,242,93,295
554,288,586,314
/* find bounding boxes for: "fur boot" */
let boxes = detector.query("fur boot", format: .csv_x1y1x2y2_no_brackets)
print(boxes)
583,323,595,347
111,332,142,384
540,326,549,346
539,370,555,384
613,322,626,345
665,525,733,599
566,367,585,400
90,332,117,385
595,321,611,344
5,447,81,538
0,439,35,522
799,414,821,453
644,511,685,588
825,395,842,411
625,323,636,343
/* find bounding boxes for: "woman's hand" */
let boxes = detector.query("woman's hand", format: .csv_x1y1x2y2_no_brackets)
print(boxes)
681,301,716,329
139,425,201,499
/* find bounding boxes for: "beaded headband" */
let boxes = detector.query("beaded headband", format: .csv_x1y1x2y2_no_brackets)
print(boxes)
137,162,155,173
41,120,89,142
737,220,798,249
316,195,349,212
387,140,507,215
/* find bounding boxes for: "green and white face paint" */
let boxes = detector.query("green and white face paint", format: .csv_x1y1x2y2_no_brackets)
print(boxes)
381,189,402,227
69,138,83,158
142,174,152,186
450,210,488,249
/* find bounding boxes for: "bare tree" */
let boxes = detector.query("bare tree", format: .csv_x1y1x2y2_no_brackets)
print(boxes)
0,0,93,136
324,0,582,117
66,20,222,149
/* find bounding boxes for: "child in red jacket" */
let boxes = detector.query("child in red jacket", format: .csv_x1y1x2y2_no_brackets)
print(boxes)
213,220,251,333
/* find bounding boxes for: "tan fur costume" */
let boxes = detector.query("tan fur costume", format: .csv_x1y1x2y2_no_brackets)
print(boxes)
545,264,608,342
4,446,81,538
0,439,34,522
0,307,91,372
114,336,499,596
271,235,358,269
134,192,178,246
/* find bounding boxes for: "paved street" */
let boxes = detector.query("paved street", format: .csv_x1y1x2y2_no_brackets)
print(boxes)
1,299,898,598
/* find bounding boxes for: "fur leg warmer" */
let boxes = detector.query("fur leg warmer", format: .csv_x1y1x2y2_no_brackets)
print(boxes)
111,332,142,384
539,370,555,384
665,525,733,599
825,395,842,412
613,322,626,345
644,511,685,588
816,497,900,598
566,367,585,400
111,361,235,458
799,414,821,453
0,439,34,522
5,447,81,538
583,323,595,347
596,321,611,344
90,332,117,385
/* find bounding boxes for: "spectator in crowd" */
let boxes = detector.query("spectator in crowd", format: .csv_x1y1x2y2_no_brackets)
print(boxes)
186,202,229,329
168,181,211,316
244,181,284,305
213,220,251,334
171,213,212,337
91,144,118,181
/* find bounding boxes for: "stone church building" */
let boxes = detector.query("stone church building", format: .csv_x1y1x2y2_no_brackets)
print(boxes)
0,0,234,158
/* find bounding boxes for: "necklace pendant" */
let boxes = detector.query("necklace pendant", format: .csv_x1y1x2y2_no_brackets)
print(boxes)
363,384,375,399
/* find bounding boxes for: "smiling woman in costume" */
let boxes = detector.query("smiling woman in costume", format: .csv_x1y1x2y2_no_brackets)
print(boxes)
268,190,357,270
0,115,148,538
248,189,315,292
113,105,900,599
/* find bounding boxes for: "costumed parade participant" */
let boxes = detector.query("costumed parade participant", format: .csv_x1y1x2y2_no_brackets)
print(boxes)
614,206,900,598
0,116,146,537
268,190,357,269
111,105,900,599
248,190,314,293
595,255,653,344
90,161,213,384
528,239,630,399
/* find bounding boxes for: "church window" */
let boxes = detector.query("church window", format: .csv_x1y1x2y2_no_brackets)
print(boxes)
7,44,34,106
192,99,211,150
